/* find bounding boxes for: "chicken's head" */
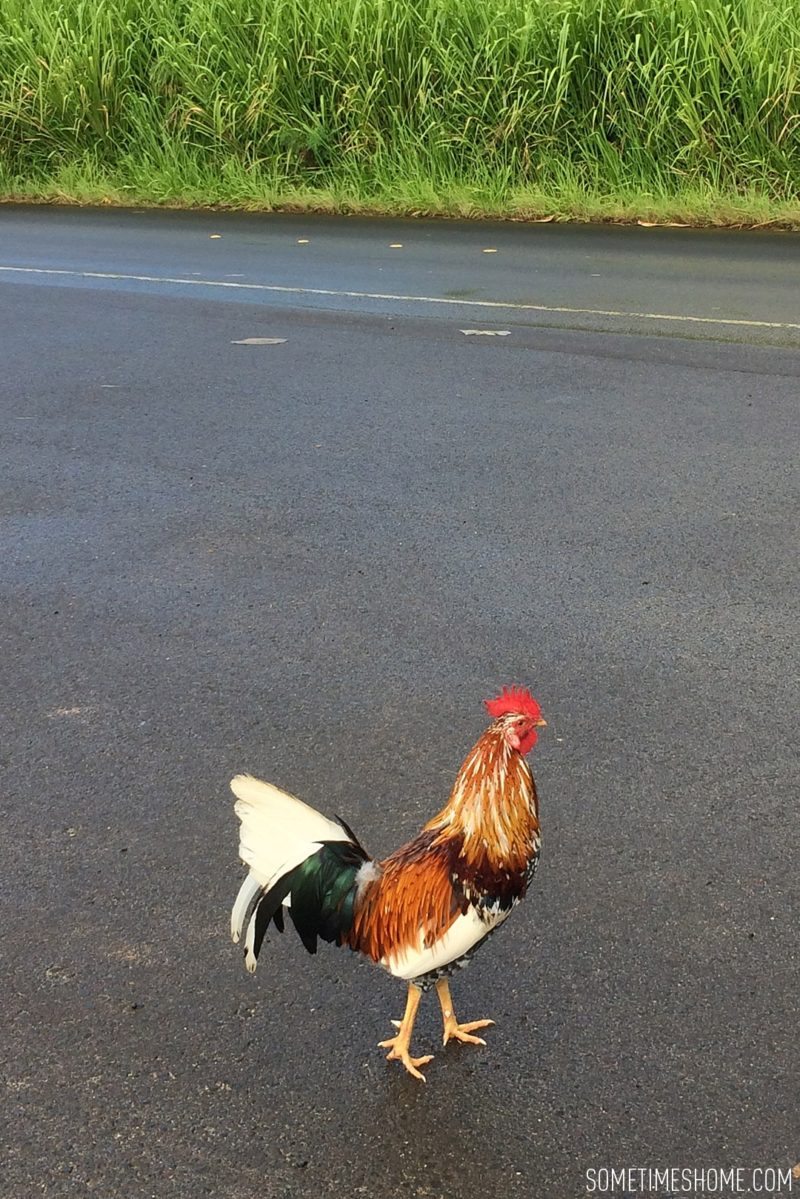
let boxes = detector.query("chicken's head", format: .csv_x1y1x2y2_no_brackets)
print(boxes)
484,685,546,754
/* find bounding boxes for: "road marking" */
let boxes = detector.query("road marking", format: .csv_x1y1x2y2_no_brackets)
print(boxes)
1,264,799,333
231,337,286,345
461,329,511,336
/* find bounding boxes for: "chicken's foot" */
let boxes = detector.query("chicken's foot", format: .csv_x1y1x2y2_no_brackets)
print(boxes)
378,982,433,1082
435,978,495,1047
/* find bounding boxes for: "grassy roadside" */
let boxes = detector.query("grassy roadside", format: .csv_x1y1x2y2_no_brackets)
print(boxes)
1,0,799,229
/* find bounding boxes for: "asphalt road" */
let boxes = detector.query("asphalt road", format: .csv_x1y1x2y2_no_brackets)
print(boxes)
1,207,798,1199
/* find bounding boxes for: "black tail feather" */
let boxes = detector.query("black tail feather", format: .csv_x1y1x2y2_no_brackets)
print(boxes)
243,839,370,968
250,871,294,962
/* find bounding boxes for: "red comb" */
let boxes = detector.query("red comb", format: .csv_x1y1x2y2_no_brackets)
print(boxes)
484,685,541,721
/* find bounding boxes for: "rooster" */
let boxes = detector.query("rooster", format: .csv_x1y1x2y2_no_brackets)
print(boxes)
230,685,545,1080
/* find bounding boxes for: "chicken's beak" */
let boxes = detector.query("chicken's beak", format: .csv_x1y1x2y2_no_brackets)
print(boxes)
535,718,547,728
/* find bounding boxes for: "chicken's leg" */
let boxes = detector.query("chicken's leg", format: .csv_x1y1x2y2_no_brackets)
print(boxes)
435,978,495,1046
378,983,433,1081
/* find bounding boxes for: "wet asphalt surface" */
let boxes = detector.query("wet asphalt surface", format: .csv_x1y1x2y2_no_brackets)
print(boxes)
1,208,798,1198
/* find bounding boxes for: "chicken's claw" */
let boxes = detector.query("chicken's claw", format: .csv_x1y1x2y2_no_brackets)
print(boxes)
378,1034,434,1082
441,1017,495,1047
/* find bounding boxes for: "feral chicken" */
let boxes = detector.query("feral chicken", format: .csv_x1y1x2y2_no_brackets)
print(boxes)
230,685,545,1080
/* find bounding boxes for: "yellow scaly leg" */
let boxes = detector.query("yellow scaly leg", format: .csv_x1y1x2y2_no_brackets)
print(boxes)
378,983,433,1082
435,978,495,1047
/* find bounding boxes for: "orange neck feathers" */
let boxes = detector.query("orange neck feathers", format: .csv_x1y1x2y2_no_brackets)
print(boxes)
425,726,539,869
348,725,541,965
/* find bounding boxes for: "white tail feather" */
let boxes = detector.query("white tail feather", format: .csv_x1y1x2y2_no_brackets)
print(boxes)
232,773,347,879
230,874,263,943
230,773,352,962
244,907,260,973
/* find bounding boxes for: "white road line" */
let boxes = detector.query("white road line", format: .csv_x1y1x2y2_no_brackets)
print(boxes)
1,264,799,333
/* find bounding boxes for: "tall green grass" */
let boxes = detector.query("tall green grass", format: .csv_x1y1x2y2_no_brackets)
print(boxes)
1,0,799,222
